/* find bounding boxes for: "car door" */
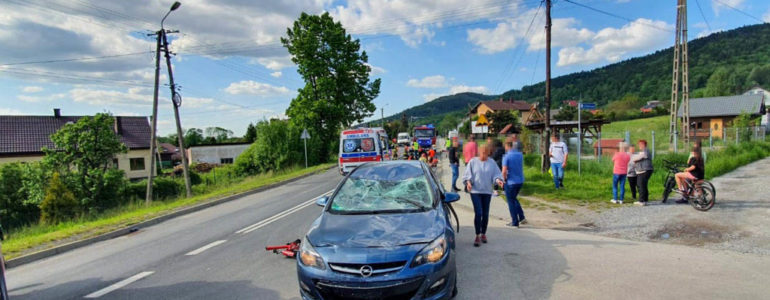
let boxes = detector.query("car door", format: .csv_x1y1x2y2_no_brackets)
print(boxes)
424,165,455,230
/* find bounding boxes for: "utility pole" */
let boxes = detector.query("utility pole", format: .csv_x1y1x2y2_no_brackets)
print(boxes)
162,30,192,198
670,0,690,150
146,29,163,204
542,0,552,173
381,107,385,128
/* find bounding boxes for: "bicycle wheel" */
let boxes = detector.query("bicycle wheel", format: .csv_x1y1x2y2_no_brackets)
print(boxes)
662,177,675,203
689,182,715,211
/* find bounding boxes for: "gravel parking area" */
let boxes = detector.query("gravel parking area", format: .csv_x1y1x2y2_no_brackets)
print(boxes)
593,157,770,255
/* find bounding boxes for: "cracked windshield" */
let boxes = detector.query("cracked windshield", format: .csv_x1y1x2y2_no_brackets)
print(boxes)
1,0,770,300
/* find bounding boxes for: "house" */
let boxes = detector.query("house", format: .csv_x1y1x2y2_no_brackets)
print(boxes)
594,139,623,157
562,100,578,107
640,100,663,113
743,86,769,128
159,143,181,168
0,109,152,179
187,143,250,165
677,94,766,138
470,99,533,123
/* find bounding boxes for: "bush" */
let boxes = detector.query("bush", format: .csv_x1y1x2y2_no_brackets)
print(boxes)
235,120,292,175
40,173,79,224
0,163,43,229
153,177,184,200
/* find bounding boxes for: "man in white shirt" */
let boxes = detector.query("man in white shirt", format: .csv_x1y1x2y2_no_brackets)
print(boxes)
549,134,568,189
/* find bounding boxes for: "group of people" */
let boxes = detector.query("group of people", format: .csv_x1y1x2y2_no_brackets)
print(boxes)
447,135,527,247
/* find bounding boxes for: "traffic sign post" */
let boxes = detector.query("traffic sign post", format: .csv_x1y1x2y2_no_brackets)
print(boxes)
301,128,310,168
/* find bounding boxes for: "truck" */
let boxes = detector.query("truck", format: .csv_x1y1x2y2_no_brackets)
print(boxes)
396,132,411,145
413,125,436,149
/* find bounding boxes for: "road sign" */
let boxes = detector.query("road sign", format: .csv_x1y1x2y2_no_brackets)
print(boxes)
579,103,596,110
475,114,489,126
301,129,311,139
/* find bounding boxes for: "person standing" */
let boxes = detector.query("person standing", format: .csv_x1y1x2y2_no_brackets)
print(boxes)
626,146,638,200
448,140,460,192
632,140,654,206
502,141,527,227
548,134,568,189
462,144,504,247
611,142,631,204
463,135,478,164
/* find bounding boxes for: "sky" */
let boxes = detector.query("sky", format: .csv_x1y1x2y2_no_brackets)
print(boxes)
1,0,768,136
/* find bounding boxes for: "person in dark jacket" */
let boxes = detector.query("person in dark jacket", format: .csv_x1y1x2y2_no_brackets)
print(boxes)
448,140,460,192
631,140,654,206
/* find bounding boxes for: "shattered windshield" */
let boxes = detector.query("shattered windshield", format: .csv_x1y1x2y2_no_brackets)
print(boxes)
329,163,434,214
414,129,434,138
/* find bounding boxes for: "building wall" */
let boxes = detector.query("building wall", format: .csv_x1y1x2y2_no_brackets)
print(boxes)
0,155,43,164
188,144,250,165
476,104,493,117
115,149,152,179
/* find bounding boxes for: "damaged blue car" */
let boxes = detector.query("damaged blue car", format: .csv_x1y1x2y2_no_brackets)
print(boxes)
297,161,460,300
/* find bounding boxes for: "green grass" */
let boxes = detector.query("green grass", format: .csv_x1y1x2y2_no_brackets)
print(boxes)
519,141,770,208
3,163,335,260
602,115,670,151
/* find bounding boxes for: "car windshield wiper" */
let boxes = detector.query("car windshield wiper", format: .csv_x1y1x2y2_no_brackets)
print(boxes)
392,197,428,209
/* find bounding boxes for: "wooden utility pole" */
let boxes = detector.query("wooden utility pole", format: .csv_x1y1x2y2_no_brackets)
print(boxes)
162,30,193,198
670,0,690,150
542,0,552,173
146,30,163,204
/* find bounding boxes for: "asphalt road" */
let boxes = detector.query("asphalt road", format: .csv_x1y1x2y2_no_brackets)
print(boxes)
7,166,770,299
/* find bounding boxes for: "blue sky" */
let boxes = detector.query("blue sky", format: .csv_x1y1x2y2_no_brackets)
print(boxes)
1,0,768,136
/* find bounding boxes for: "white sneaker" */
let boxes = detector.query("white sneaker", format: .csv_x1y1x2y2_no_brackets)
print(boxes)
634,201,646,206
610,199,617,204
618,200,624,204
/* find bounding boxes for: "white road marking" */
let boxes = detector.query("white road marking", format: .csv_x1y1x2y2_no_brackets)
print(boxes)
235,189,334,235
185,240,227,256
84,271,154,298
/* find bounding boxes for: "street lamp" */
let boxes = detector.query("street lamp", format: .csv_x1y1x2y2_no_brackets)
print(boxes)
161,1,181,29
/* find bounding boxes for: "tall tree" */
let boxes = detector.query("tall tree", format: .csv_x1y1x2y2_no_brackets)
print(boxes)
281,12,381,159
485,110,520,133
205,127,233,143
244,123,257,143
184,128,205,147
704,67,732,97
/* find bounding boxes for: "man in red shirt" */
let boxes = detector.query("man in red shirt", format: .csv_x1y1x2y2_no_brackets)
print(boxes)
463,135,478,164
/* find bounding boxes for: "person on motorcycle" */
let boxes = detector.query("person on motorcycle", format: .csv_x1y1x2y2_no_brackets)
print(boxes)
674,144,705,204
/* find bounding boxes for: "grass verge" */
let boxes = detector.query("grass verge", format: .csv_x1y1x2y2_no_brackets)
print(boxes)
3,163,335,260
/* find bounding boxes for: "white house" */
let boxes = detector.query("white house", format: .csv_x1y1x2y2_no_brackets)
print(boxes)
187,143,250,165
744,86,770,128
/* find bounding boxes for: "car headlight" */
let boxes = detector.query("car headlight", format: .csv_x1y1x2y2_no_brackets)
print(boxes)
411,235,447,267
299,237,326,270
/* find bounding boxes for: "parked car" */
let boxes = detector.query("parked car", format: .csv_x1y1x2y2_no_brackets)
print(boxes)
297,161,460,300
1,225,7,300
397,132,411,145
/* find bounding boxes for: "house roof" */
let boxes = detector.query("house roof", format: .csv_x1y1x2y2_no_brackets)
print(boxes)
0,115,151,155
471,100,531,113
677,94,765,118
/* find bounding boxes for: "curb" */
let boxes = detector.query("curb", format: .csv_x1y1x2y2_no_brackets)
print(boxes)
7,166,335,268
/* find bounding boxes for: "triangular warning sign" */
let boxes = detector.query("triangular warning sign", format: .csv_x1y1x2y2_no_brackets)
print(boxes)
476,114,489,126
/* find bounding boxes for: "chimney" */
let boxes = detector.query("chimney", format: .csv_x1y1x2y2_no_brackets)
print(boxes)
53,108,61,118
114,117,123,135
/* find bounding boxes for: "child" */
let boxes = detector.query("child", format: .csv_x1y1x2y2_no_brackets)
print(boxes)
675,145,705,203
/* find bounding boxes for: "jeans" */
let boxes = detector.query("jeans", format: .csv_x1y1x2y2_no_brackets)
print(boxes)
470,193,492,235
550,163,564,188
450,163,459,190
612,174,627,201
628,176,637,199
504,184,525,225
636,170,653,202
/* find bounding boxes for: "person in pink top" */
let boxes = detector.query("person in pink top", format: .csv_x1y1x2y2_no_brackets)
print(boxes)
611,142,631,204
463,135,478,164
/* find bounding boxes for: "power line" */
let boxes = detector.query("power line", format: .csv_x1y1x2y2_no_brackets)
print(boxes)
561,0,673,33
712,0,765,24
492,1,543,94
694,0,712,31
0,52,152,66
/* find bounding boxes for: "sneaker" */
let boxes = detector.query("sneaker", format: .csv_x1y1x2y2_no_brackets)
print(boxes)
474,237,480,247
520,219,528,225
506,222,519,227
481,235,488,243
610,199,617,204
634,201,646,206
618,200,624,204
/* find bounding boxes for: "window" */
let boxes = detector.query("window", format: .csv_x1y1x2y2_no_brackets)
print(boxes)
342,138,376,153
112,158,119,169
220,158,234,164
129,158,145,171
714,123,719,130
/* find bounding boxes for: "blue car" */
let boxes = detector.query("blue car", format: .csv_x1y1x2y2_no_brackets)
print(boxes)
297,161,460,300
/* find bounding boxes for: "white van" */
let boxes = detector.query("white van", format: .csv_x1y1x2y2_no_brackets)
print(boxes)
397,132,411,145
338,128,391,175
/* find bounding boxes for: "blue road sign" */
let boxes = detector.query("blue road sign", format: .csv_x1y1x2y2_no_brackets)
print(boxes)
580,103,596,110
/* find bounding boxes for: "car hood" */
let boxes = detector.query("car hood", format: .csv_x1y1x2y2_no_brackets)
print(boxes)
308,209,444,249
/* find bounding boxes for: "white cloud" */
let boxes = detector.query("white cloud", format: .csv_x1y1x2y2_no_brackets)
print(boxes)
0,107,24,115
449,85,488,94
224,80,291,96
407,75,449,88
69,87,152,106
21,86,44,93
422,93,444,102
255,56,294,71
557,18,673,67
270,71,282,78
712,0,745,16
17,93,66,103
527,18,594,51
366,63,386,76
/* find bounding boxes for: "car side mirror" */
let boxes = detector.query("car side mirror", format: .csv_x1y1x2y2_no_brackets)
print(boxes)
316,196,329,207
443,192,460,203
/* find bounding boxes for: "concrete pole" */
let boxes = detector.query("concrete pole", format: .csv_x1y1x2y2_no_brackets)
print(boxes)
146,31,163,204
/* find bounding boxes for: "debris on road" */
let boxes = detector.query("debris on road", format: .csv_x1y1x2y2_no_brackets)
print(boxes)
265,239,301,258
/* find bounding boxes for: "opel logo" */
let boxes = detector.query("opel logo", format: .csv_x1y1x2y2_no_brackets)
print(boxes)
359,265,373,277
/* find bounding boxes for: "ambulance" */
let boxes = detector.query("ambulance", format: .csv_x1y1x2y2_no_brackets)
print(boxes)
338,127,392,175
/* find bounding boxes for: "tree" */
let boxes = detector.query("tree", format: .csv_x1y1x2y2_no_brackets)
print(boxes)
43,113,128,211
748,64,770,87
205,127,233,143
157,133,178,146
485,110,520,134
554,106,577,121
244,123,257,143
184,128,205,147
704,67,732,97
281,12,382,160
40,172,78,224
